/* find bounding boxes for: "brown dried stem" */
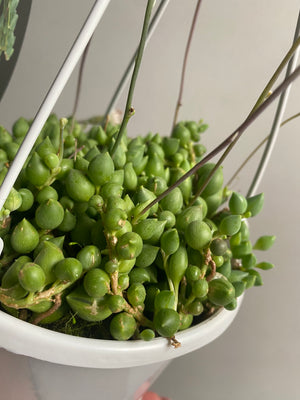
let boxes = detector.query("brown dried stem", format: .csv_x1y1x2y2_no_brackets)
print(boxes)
170,336,181,348
226,111,300,187
140,63,300,216
72,37,93,119
31,294,62,325
205,249,216,281
172,0,203,129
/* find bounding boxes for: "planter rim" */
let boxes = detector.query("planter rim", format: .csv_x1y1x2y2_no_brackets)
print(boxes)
0,295,243,369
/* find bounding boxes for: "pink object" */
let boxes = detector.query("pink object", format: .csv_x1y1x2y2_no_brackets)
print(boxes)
0,349,37,399
134,380,152,400
0,297,243,399
142,391,170,400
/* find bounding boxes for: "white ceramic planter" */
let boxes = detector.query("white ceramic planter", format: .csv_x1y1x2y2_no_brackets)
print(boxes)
0,295,243,400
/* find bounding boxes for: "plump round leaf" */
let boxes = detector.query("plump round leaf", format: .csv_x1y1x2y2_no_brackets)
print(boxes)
253,235,276,251
154,308,180,338
83,268,110,298
110,312,137,341
208,278,235,306
18,263,46,292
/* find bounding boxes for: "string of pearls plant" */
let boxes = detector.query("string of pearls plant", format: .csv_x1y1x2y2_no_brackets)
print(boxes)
1,1,298,344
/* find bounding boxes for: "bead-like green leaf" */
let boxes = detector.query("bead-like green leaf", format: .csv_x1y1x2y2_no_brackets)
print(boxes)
253,235,276,251
256,262,274,270
219,215,241,236
246,193,264,217
228,270,249,283
229,192,248,215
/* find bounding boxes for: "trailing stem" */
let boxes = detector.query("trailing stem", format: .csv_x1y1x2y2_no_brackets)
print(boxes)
192,33,300,201
171,0,203,130
71,37,93,122
31,294,62,325
139,63,300,215
0,280,73,309
226,111,300,186
103,0,170,121
250,36,300,115
110,0,155,157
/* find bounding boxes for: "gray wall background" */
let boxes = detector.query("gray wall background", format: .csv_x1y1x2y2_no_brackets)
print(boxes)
1,1,300,399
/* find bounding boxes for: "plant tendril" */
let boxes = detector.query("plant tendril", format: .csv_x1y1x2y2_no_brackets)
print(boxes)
71,37,93,122
172,0,203,130
250,36,300,115
31,294,62,325
190,32,300,202
111,0,155,157
226,111,300,186
140,63,300,215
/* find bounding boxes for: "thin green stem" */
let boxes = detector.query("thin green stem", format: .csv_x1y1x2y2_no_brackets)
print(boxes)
281,111,300,126
58,118,67,161
110,0,155,157
226,137,268,188
250,36,300,115
0,280,72,309
200,265,208,279
123,301,154,329
247,13,300,197
103,0,170,121
226,111,300,187
184,294,196,309
190,135,238,204
172,0,203,130
139,63,300,215
191,33,300,201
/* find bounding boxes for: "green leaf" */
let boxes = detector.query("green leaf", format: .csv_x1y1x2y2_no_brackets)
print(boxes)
246,193,264,217
229,192,247,215
256,262,274,271
0,0,19,61
253,235,276,251
228,270,249,283
241,253,257,269
249,269,263,286
242,274,256,289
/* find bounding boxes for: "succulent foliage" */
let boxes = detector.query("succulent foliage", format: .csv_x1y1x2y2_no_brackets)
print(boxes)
0,115,275,342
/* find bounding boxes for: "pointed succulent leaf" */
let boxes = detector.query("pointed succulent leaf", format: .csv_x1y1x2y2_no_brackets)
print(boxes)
253,235,276,251
246,193,264,217
256,262,274,271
